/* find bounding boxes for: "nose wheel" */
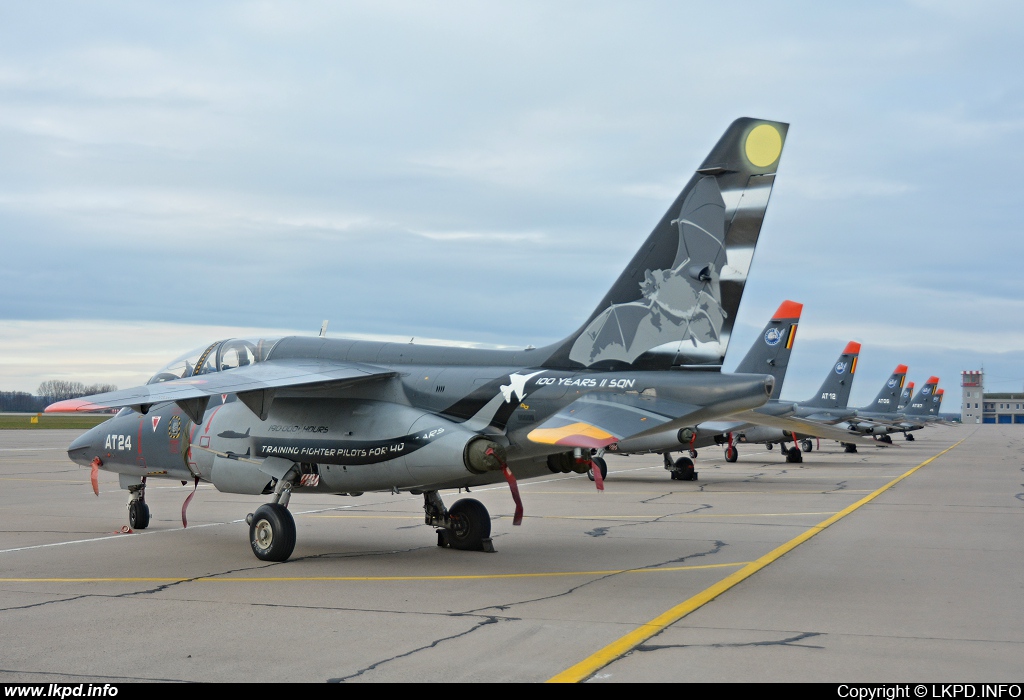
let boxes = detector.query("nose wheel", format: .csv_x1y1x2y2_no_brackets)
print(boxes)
126,478,150,530
128,500,150,530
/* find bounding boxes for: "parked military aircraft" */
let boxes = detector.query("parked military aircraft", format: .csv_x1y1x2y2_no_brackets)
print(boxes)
606,305,878,474
730,340,862,462
599,299,803,479
48,117,790,562
840,364,909,443
899,381,915,411
894,376,943,439
841,375,941,443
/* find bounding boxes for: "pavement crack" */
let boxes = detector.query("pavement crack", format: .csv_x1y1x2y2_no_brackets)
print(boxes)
463,541,728,614
585,503,713,537
327,616,501,682
0,594,94,612
637,631,824,652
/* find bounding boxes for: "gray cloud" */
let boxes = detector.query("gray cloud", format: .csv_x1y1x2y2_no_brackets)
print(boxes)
2,1,1023,406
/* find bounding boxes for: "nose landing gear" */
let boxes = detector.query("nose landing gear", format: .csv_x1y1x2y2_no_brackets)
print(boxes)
126,477,150,530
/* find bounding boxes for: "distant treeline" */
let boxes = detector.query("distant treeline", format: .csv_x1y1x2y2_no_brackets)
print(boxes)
0,381,118,412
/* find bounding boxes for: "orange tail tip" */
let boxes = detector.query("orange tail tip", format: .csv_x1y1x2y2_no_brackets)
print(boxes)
894,364,909,374
927,376,940,384
843,341,861,354
772,300,803,320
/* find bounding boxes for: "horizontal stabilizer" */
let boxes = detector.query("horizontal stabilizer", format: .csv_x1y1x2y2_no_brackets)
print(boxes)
528,375,771,449
526,393,700,448
732,410,885,445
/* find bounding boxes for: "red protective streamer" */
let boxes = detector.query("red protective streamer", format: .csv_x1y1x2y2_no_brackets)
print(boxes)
589,460,604,492
181,477,199,528
89,457,101,497
486,446,523,526
501,466,524,526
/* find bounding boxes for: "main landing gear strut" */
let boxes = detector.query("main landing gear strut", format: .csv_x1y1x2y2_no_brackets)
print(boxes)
247,468,298,562
663,452,698,481
424,491,495,553
780,442,803,463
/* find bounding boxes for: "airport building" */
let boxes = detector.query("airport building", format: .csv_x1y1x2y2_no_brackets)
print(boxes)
961,370,1024,424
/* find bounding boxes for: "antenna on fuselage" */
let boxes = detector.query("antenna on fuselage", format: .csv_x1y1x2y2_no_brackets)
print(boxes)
319,320,329,338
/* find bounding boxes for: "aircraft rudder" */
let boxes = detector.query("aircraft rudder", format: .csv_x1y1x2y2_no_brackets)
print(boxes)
734,300,802,399
805,341,861,408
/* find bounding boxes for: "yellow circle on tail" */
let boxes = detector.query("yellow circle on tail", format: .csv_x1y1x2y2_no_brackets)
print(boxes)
744,124,782,168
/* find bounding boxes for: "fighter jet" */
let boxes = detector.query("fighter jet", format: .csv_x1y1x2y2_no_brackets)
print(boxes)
48,117,789,562
728,340,863,463
840,374,941,443
889,376,944,439
607,307,877,475
839,364,909,443
592,299,802,480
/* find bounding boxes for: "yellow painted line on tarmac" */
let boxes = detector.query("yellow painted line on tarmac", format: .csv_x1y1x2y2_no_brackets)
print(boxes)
0,561,748,584
547,438,965,683
533,512,838,520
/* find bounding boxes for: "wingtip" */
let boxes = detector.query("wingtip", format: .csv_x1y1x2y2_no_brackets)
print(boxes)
45,398,107,413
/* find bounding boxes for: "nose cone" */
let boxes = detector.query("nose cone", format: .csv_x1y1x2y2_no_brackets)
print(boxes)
68,427,101,466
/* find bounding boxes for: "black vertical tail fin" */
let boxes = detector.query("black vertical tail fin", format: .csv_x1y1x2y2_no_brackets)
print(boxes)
863,364,908,414
733,300,802,399
542,117,789,370
802,342,860,409
898,382,915,411
905,377,940,417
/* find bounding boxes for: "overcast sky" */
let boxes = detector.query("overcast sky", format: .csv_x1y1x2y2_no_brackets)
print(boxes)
2,1,1023,409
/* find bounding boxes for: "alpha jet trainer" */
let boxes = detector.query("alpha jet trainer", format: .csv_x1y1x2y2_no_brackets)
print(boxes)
49,118,789,562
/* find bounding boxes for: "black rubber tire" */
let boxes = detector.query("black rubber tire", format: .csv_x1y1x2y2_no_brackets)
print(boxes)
128,500,150,530
766,443,773,451
249,503,296,562
801,439,813,453
688,449,698,459
672,456,696,480
446,498,491,551
844,443,858,453
880,434,893,444
724,446,738,463
786,447,803,463
587,457,608,482
906,433,915,441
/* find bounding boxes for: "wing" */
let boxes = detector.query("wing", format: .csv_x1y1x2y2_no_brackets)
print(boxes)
45,358,397,423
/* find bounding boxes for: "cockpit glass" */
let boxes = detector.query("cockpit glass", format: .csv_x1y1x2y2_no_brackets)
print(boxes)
146,337,281,384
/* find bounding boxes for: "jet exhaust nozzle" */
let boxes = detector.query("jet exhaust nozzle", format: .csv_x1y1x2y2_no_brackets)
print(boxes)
464,438,508,474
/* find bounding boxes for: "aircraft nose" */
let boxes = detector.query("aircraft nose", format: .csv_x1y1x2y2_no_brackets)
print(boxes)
67,428,98,466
